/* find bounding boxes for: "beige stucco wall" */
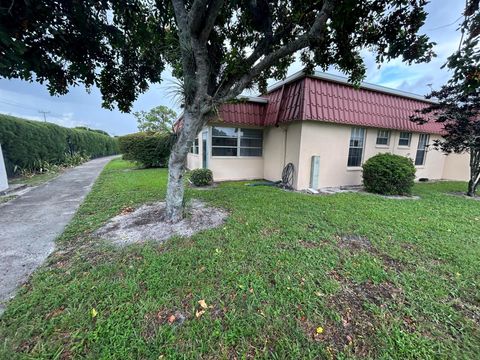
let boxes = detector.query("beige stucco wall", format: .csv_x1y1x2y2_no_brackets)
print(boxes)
442,152,470,181
263,122,303,185
295,122,453,190
188,121,470,187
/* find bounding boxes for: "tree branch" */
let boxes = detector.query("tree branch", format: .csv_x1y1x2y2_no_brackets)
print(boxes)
215,0,336,102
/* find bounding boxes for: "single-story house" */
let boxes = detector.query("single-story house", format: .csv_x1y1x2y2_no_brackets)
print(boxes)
186,70,470,190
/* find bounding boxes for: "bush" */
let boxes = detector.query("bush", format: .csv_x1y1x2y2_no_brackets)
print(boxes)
0,114,119,176
362,153,416,195
118,132,173,168
190,168,213,186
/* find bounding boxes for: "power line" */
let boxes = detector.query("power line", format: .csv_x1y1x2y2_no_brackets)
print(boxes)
38,110,50,122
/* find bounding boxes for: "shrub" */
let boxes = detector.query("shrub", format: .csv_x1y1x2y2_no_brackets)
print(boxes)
0,114,119,176
190,168,213,186
362,153,416,195
118,132,173,168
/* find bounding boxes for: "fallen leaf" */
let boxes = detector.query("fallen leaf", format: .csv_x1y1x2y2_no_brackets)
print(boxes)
198,299,208,309
91,308,98,318
167,314,176,324
195,309,205,318
248,288,254,294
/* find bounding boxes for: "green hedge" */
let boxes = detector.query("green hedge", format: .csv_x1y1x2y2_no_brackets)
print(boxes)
0,114,119,176
118,132,173,168
362,153,416,195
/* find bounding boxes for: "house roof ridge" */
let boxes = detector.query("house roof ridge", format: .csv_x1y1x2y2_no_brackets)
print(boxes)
266,69,437,104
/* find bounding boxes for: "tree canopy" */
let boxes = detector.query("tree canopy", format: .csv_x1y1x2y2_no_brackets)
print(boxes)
412,0,480,195
1,0,434,112
134,105,177,133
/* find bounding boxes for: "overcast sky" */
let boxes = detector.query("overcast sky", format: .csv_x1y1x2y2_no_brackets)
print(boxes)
0,1,465,136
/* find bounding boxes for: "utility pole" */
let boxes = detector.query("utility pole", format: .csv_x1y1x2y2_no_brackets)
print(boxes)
38,110,50,122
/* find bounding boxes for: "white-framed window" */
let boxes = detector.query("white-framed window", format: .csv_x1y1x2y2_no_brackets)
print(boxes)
347,127,365,167
398,132,412,147
189,137,199,154
376,130,390,145
415,134,429,166
211,127,263,157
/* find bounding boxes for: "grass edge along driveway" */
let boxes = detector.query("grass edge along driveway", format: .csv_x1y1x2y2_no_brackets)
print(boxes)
1,159,478,359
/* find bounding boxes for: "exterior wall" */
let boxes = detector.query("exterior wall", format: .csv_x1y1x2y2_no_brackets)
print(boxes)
203,124,265,181
186,121,470,187
186,133,202,170
442,152,470,181
186,153,201,170
263,123,303,186
295,122,451,190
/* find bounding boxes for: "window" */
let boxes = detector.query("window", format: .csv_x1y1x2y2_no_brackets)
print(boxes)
190,137,199,154
347,127,365,167
398,132,412,147
376,130,390,146
415,134,429,166
211,127,263,157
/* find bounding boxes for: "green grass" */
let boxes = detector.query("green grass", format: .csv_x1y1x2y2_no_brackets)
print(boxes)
1,159,479,359
0,195,16,204
9,170,61,186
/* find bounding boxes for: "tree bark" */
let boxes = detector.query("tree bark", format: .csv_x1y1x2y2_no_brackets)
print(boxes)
467,149,480,197
165,110,204,222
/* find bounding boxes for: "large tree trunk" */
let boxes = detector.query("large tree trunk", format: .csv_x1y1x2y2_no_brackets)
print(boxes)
165,110,204,222
467,149,480,197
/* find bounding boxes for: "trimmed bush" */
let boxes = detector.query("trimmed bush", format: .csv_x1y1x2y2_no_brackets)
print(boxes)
190,168,213,186
118,132,173,168
362,153,416,195
0,114,119,176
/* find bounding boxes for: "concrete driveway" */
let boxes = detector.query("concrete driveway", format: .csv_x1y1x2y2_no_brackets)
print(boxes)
0,156,116,314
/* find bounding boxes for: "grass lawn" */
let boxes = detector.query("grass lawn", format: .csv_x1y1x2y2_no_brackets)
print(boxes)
1,159,479,359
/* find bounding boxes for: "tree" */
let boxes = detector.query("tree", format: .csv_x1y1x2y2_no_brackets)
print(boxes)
134,105,177,133
412,0,480,196
1,0,435,222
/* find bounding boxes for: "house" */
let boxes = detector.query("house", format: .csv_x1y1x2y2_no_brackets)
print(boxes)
186,71,470,190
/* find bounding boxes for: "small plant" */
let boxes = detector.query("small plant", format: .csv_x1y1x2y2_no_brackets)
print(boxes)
362,153,416,195
190,169,213,187
64,152,90,167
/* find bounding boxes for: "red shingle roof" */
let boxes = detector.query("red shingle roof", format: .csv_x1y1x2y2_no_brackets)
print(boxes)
214,72,443,134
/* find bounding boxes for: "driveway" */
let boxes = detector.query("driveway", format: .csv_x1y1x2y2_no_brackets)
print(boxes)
0,156,116,314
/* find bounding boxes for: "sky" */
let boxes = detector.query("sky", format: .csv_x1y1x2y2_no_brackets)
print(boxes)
0,1,466,136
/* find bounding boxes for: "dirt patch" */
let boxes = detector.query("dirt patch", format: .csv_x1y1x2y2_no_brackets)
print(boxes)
448,192,480,201
451,298,480,325
189,182,219,190
337,234,406,273
94,200,228,246
303,271,403,357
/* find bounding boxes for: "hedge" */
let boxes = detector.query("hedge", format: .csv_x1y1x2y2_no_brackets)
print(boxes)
0,114,119,176
362,153,416,195
118,131,173,168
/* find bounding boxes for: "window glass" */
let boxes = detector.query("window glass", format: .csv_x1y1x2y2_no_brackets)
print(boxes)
212,137,237,147
347,128,365,167
212,147,237,156
212,127,237,137
240,148,262,156
399,132,412,146
211,127,262,157
376,130,390,145
415,134,429,166
189,138,199,154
